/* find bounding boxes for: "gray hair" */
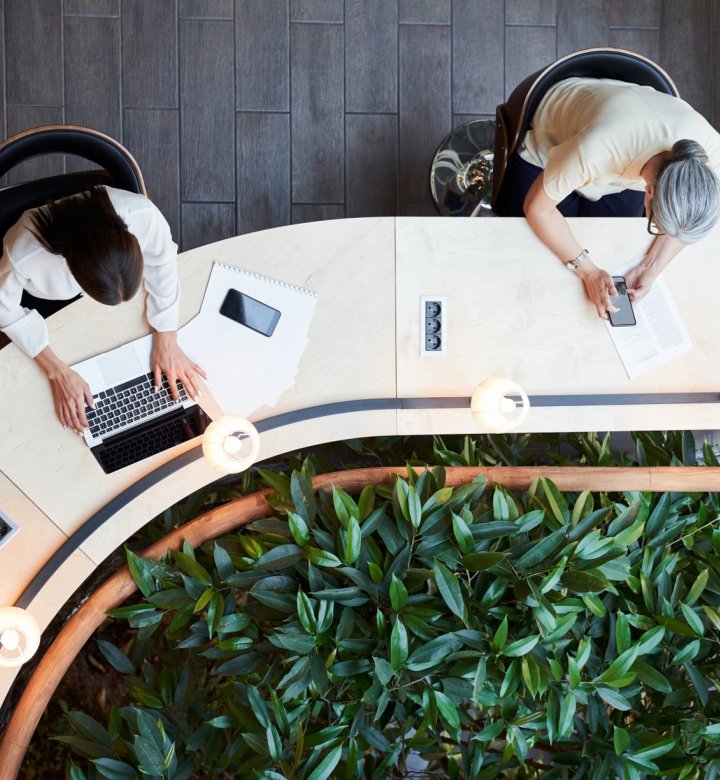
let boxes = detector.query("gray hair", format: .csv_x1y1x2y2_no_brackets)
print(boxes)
653,139,720,243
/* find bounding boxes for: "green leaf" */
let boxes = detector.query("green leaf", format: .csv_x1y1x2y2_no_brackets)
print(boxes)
297,590,317,634
345,517,362,565
434,690,460,734
304,547,342,568
632,659,672,693
96,640,135,675
672,639,700,666
452,512,474,554
474,720,505,742
213,543,235,581
134,735,165,776
645,493,671,539
406,634,463,671
632,740,676,762
614,726,631,755
514,528,566,570
491,615,509,653
333,486,358,528
391,617,409,670
368,562,384,583
540,477,569,525
206,715,234,728
288,512,310,547
636,625,665,655
433,559,465,619
596,687,632,711
408,485,422,529
562,569,609,593
558,691,576,736
461,552,508,571
502,635,539,658
616,613,631,654
374,656,394,685
291,470,316,524
306,745,343,780
686,569,709,606
680,603,705,636
615,520,645,547
255,544,304,571
91,758,136,780
172,549,213,585
389,574,408,611
126,548,155,598
598,645,639,683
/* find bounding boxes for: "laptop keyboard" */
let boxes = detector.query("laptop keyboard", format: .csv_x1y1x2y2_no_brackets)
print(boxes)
85,371,189,439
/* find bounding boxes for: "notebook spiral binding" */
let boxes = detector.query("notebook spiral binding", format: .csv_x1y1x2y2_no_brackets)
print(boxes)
214,262,318,298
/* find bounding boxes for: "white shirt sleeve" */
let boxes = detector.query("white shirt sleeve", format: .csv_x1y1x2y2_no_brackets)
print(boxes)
0,247,49,358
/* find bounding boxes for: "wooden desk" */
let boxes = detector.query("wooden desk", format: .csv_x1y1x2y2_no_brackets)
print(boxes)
1,215,719,702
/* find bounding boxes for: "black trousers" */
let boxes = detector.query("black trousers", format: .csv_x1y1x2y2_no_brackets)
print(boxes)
494,151,646,218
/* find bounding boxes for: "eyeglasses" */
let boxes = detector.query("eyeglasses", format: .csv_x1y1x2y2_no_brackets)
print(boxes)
647,203,664,236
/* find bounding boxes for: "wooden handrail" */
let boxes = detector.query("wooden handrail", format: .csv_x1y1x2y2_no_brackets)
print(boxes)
2,465,720,778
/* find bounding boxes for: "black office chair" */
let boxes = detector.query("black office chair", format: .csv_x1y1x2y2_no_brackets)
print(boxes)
0,124,147,321
491,47,679,213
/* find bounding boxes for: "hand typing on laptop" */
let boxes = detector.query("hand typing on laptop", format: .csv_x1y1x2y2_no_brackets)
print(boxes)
151,331,207,402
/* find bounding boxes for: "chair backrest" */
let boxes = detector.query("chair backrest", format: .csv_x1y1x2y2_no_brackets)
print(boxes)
0,125,146,238
491,48,679,211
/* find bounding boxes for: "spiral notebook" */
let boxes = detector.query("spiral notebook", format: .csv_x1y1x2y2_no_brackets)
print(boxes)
179,262,318,416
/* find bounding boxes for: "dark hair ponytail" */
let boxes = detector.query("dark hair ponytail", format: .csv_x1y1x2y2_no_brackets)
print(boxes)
29,186,143,305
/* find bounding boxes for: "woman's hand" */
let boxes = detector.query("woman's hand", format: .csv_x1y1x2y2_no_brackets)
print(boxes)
578,266,619,320
34,347,94,434
151,330,207,401
624,262,656,304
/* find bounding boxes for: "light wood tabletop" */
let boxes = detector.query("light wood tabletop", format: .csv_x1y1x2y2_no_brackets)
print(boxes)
1,214,719,702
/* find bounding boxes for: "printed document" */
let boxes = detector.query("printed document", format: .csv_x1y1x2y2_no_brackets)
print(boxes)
605,263,692,379
179,263,318,415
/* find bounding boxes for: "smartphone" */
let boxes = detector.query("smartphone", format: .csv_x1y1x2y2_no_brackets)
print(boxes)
608,276,636,327
219,288,281,337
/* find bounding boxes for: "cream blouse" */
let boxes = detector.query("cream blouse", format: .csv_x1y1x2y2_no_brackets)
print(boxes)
519,77,720,202
0,186,180,358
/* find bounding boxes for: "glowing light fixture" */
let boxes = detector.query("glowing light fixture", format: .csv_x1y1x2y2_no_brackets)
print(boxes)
0,607,41,668
471,376,530,433
202,415,261,474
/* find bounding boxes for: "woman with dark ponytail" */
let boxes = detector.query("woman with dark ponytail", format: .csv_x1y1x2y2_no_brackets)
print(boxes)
0,186,205,433
494,76,720,319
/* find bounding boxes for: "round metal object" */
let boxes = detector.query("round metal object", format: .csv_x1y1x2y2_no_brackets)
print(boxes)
430,120,496,216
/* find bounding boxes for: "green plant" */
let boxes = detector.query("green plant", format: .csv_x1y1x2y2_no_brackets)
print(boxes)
55,459,720,778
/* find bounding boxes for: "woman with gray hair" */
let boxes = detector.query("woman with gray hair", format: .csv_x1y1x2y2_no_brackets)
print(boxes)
494,77,720,319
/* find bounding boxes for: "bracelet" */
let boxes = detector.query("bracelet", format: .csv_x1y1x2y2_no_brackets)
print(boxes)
566,248,589,271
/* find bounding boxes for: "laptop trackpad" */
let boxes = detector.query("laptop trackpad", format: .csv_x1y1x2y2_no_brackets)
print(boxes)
98,346,144,388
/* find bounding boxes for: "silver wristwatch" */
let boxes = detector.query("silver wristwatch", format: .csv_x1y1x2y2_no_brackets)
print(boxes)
566,248,589,271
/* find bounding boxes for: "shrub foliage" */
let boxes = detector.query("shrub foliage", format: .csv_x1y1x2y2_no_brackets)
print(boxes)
58,459,720,779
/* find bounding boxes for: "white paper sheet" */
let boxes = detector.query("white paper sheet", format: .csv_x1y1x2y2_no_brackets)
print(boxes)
605,261,693,379
179,263,318,415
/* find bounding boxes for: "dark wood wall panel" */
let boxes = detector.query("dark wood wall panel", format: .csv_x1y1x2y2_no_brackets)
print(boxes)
453,1,504,112
346,113,398,217
506,0,557,26
346,0,398,113
179,19,235,201
181,203,236,250
64,16,121,139
292,204,345,224
399,24,451,205
5,0,62,106
236,0,289,111
65,0,119,13
609,0,661,27
179,0,233,16
5,106,64,185
0,1,716,247
399,0,450,25
122,0,178,109
237,112,290,234
291,0,343,22
660,0,713,120
609,28,660,62
557,0,610,56
291,22,344,203
505,26,557,97
123,109,180,239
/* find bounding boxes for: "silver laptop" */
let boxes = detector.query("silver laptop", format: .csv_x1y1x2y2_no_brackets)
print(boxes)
72,335,210,474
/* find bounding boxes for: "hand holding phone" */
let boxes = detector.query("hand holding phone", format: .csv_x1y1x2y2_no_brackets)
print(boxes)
608,276,636,327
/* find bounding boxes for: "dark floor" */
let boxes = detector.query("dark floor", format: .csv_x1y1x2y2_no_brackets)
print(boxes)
0,0,718,251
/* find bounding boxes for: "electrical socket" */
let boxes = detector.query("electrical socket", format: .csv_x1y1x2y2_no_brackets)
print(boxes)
420,295,447,356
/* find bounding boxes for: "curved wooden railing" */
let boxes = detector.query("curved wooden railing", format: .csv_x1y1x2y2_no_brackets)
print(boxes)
2,465,720,778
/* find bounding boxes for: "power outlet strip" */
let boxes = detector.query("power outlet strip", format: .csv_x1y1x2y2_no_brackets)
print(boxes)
420,295,447,356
